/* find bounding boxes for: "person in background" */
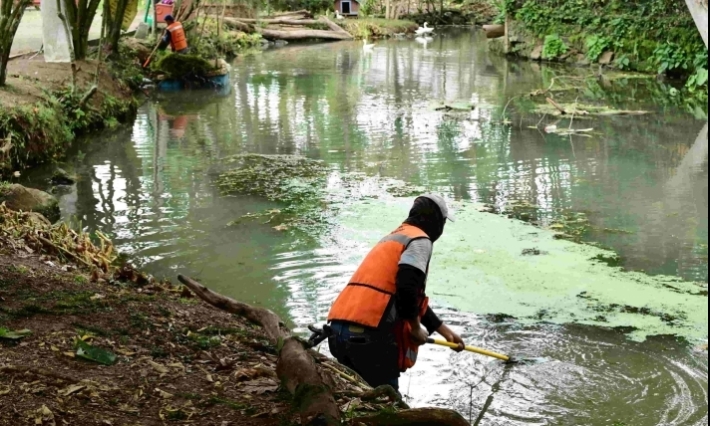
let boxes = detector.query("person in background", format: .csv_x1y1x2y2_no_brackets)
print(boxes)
159,15,189,54
327,194,465,391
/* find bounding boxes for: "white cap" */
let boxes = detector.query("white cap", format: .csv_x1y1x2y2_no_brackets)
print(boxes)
420,194,456,222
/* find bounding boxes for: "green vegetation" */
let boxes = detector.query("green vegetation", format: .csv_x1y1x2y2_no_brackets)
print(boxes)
542,34,568,60
0,91,136,173
509,0,707,88
185,17,263,59
154,54,216,79
585,35,611,62
0,0,32,86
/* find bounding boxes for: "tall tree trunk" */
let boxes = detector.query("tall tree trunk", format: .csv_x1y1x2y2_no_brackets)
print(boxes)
108,0,130,55
65,0,102,60
0,0,32,86
385,0,391,20
57,0,78,91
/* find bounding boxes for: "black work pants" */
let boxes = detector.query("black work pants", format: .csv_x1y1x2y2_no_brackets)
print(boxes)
328,321,400,390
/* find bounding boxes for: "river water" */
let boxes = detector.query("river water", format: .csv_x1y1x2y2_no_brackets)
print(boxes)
33,29,709,424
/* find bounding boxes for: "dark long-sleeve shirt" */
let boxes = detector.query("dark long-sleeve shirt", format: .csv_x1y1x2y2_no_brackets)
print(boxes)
395,239,443,334
158,31,172,51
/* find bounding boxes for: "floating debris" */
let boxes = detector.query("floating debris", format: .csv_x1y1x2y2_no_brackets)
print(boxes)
430,101,475,112
535,98,651,117
217,155,329,233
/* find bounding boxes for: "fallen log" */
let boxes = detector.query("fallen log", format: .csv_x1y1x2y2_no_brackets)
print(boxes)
220,17,255,32
222,16,352,41
319,16,352,37
177,275,472,426
258,28,353,41
231,17,321,25
271,9,313,18
353,408,470,426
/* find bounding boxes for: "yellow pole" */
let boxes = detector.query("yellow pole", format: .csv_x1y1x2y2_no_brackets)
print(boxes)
428,339,512,362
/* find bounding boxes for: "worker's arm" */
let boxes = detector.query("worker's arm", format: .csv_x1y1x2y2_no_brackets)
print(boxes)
397,239,465,351
396,239,436,345
158,31,171,51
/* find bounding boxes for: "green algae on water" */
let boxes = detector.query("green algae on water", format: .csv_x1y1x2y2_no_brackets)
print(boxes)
333,198,708,343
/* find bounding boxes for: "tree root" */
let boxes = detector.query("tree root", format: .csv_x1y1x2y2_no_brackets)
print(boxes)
177,275,468,426
178,275,288,341
178,275,339,425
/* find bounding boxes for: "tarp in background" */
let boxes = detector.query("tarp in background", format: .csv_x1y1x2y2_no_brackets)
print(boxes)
42,0,74,63
110,0,138,31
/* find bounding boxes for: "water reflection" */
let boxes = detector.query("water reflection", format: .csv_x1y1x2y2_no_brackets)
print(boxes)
41,28,708,426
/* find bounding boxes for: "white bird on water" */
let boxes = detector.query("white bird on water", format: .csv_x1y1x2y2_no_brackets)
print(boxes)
363,39,375,52
415,22,435,36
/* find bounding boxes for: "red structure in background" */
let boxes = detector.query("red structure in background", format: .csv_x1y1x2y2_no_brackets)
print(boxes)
155,3,173,23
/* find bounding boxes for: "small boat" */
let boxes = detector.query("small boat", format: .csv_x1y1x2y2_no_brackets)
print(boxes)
157,59,232,95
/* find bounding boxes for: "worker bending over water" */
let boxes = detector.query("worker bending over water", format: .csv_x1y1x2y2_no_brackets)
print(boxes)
328,194,465,390
159,15,189,54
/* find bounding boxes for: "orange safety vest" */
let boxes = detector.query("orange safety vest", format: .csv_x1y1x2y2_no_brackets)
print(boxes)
167,22,188,52
328,223,431,372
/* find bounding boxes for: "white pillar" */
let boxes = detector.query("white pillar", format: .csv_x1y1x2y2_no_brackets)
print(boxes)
685,0,708,49
42,0,74,63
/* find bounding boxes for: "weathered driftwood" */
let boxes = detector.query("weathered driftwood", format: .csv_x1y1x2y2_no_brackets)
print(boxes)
220,17,255,32
271,9,313,18
352,408,470,426
230,17,321,25
177,275,474,426
319,16,352,37
221,16,353,41
260,28,352,41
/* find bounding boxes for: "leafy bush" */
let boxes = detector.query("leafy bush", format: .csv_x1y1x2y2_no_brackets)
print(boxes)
585,35,610,62
542,34,567,60
511,0,706,86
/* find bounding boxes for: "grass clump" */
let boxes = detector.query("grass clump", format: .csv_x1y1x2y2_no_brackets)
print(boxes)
154,54,216,79
542,34,568,60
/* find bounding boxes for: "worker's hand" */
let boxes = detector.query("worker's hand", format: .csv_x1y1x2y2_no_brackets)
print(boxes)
437,324,465,352
408,320,429,346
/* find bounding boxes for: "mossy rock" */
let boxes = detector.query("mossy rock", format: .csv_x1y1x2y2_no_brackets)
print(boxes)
0,184,60,223
155,54,216,79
